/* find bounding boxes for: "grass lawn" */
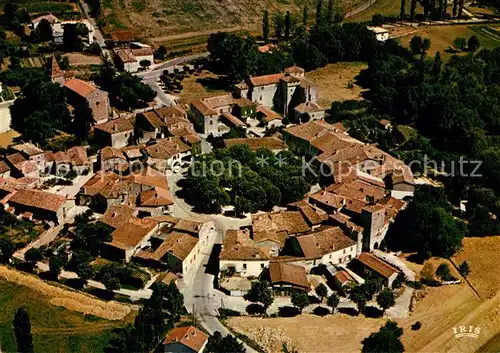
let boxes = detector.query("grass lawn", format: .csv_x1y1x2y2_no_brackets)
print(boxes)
0,279,127,353
176,70,230,105
306,62,368,107
399,24,500,58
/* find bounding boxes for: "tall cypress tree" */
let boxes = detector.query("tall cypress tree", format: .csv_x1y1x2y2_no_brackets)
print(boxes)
458,0,464,17
400,0,406,20
327,0,334,24
263,10,270,43
13,308,34,353
410,0,417,20
284,11,291,40
453,0,459,17
303,5,309,25
316,0,323,26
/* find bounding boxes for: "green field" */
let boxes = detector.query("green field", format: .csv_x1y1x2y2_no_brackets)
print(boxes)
0,280,126,353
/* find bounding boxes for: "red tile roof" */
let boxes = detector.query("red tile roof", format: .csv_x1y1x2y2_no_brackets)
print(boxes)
8,189,66,213
94,117,133,134
269,262,310,289
163,326,208,352
357,252,399,279
64,78,96,97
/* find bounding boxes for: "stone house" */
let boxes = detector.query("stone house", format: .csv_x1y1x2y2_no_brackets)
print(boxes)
94,117,134,148
144,136,192,172
4,189,75,224
163,326,208,353
294,102,325,121
9,143,46,170
64,78,111,125
189,94,257,136
219,229,270,278
283,226,358,270
102,216,159,262
135,106,201,155
234,66,319,118
135,217,217,276
354,252,400,288
114,45,154,72
44,146,90,176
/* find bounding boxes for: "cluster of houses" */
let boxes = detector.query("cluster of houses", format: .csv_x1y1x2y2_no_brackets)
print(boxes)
0,45,413,311
190,66,325,138
218,119,414,297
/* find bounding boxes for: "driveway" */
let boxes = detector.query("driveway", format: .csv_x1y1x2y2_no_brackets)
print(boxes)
78,0,111,61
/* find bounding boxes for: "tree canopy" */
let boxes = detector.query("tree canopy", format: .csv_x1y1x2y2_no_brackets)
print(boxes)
362,320,404,353
185,145,316,214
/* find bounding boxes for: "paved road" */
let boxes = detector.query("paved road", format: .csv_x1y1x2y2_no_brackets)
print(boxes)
78,0,111,61
137,52,209,80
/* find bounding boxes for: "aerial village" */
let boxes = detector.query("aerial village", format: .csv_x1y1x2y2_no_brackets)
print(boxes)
1,1,499,352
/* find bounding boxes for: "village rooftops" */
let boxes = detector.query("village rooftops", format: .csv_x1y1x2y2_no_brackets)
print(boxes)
115,47,154,63
224,137,287,151
310,189,346,209
94,117,133,134
202,94,234,108
8,189,66,213
252,210,311,246
249,73,285,87
163,326,208,353
145,231,198,261
326,179,387,203
220,229,270,261
356,252,399,279
295,227,356,259
100,146,127,161
145,137,190,160
256,106,282,122
269,262,310,290
109,217,158,250
100,204,137,229
285,66,305,75
64,78,99,97
294,102,324,114
220,112,246,127
190,99,217,116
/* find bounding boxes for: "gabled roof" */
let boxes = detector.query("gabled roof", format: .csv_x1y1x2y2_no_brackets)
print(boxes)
163,326,208,352
295,227,356,259
220,229,270,261
191,99,217,116
8,189,66,213
64,78,97,97
10,143,44,157
357,252,399,279
294,102,324,114
100,204,136,229
109,217,158,250
220,112,246,127
256,106,282,122
138,187,174,207
249,73,285,86
94,117,133,134
269,262,309,289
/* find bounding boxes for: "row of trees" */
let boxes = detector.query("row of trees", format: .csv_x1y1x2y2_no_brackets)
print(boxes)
208,21,381,81
185,145,316,214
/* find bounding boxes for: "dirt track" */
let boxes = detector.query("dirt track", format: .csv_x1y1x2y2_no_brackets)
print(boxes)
0,265,132,320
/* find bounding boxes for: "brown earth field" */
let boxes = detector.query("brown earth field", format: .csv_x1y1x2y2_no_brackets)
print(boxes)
0,265,134,320
306,62,367,107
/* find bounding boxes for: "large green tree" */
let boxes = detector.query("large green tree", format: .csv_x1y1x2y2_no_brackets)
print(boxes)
244,280,274,312
13,308,34,353
362,321,404,353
